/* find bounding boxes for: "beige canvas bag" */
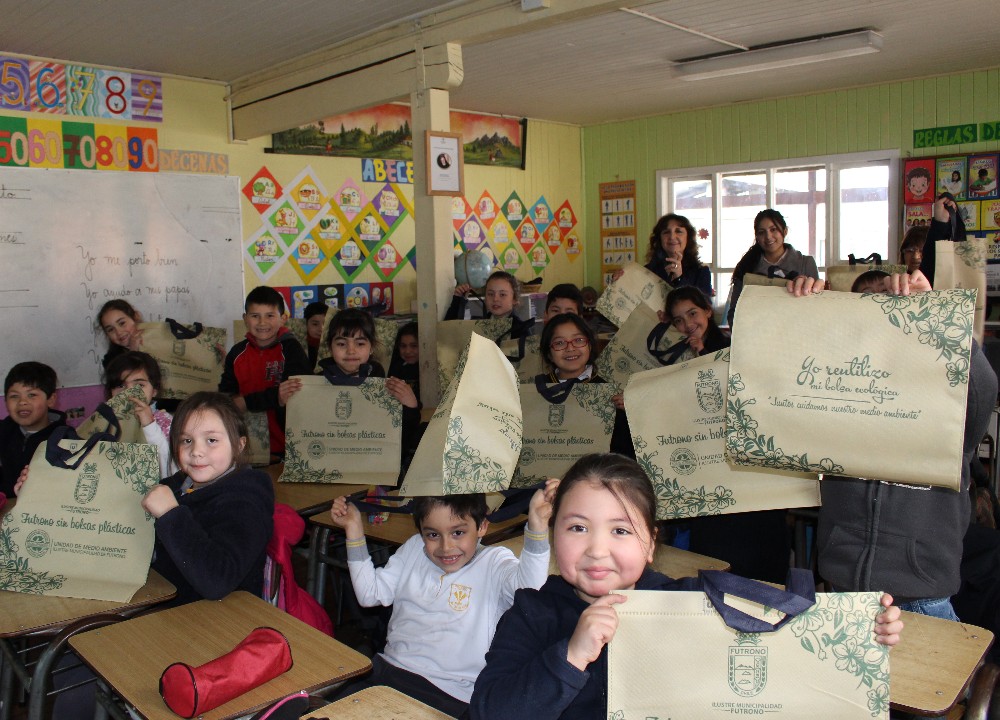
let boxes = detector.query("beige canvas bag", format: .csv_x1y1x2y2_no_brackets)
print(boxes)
139,319,227,400
281,375,402,485
435,318,513,396
0,429,159,601
499,334,546,382
935,238,987,342
400,333,522,496
594,303,684,391
512,380,618,488
608,574,888,720
75,385,148,445
827,254,908,292
626,350,819,519
243,411,272,467
727,285,974,490
595,262,671,328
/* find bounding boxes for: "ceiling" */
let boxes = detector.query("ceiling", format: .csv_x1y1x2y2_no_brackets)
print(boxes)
3,0,999,128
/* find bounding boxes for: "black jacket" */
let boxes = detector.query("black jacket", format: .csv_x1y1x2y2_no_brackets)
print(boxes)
0,410,68,497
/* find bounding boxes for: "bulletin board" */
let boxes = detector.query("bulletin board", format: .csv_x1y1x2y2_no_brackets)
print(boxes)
902,153,999,296
0,166,244,388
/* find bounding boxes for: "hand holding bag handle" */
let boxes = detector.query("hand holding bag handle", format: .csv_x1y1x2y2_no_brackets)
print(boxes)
646,322,688,366
534,375,580,404
700,567,816,634
166,318,204,340
44,426,116,471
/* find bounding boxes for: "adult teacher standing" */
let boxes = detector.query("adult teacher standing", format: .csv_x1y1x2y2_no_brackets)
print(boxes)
613,213,713,298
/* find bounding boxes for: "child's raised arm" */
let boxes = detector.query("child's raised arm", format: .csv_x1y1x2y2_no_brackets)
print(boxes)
527,477,559,532
329,495,364,539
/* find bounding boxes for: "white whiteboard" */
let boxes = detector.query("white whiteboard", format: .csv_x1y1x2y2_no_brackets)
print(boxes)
0,167,244,388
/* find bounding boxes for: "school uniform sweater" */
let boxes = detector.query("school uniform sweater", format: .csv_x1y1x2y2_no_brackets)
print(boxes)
218,328,309,455
469,570,700,720
444,295,535,339
152,466,274,607
346,529,550,702
0,409,67,497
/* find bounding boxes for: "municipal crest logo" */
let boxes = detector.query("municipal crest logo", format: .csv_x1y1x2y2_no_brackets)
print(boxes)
640,284,653,300
696,369,723,414
728,634,767,697
307,441,324,459
335,391,353,420
74,462,99,504
547,403,565,427
520,446,536,465
172,339,186,357
615,357,629,372
448,583,472,612
25,530,52,558
669,447,698,476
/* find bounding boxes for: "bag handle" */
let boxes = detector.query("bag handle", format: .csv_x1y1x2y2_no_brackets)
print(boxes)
503,334,529,362
700,568,816,633
45,426,115,470
166,318,204,340
534,375,579,404
646,323,688,366
91,402,122,441
848,253,883,266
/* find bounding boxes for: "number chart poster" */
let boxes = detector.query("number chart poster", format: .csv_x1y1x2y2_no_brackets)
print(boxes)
599,180,637,288
0,115,158,172
0,57,163,121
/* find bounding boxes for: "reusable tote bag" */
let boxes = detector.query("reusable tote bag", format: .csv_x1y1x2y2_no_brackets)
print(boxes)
435,317,513,394
595,262,671,328
75,385,148,445
139,319,227,399
626,350,819,519
935,238,987,342
0,428,159,601
594,303,684,391
281,375,402,485
511,378,618,488
244,411,272,466
608,570,889,720
826,253,907,292
727,285,974,490
400,332,522,496
499,334,545,383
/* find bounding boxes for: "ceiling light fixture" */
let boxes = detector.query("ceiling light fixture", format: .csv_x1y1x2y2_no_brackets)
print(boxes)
673,29,883,81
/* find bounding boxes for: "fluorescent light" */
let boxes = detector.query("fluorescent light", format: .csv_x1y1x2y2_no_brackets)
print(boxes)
674,30,883,81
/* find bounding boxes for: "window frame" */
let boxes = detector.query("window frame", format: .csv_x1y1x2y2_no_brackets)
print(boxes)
656,150,901,303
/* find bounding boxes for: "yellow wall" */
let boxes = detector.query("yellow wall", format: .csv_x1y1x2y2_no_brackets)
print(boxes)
158,77,585,315
581,67,1000,286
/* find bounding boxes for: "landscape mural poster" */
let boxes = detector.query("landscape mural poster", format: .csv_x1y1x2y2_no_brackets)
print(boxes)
271,103,525,168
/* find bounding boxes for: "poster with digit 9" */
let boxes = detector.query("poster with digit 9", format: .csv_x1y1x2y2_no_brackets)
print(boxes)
0,56,162,122
0,115,158,172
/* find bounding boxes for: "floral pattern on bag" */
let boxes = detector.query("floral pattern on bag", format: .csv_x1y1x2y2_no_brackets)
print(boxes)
725,373,845,475
443,417,509,494
283,429,344,484
0,525,67,593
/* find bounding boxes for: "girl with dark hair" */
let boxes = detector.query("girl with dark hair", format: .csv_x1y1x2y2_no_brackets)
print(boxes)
97,299,143,369
663,287,729,360
726,209,818,325
104,351,175,476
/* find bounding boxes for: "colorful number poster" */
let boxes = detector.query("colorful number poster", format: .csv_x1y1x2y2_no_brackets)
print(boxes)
968,155,999,199
936,157,967,199
599,180,637,287
903,159,935,204
0,116,158,172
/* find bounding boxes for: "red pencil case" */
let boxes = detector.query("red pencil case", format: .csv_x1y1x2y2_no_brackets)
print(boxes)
159,626,293,718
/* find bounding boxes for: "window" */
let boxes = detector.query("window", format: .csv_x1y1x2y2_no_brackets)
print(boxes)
658,151,899,310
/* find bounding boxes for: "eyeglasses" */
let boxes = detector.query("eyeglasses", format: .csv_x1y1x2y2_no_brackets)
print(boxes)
550,336,589,351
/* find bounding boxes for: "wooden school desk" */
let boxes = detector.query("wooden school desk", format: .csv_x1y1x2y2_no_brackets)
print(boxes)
69,591,371,720
890,611,994,716
0,571,176,720
307,685,454,720
491,533,731,578
264,463,369,517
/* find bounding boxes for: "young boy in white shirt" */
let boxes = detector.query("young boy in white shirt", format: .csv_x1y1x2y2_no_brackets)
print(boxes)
328,480,557,716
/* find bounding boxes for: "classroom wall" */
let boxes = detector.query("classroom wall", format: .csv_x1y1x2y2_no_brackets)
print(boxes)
581,66,1000,287
158,78,585,318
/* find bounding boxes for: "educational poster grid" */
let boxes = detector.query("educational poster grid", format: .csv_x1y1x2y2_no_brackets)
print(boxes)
241,162,582,305
599,180,637,288
901,153,1000,296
